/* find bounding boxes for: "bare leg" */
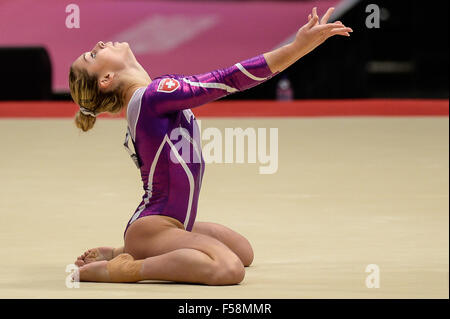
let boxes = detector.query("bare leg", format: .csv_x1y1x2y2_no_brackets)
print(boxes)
76,217,250,285
192,222,254,267
76,222,253,267
122,216,245,285
79,248,242,285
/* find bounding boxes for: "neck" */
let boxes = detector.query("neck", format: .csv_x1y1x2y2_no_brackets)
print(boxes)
121,65,152,117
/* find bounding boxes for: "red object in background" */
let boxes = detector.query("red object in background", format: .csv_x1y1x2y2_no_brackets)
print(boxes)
0,100,448,118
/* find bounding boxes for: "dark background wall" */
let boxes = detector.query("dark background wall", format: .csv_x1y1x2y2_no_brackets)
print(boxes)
0,47,53,100
223,0,449,100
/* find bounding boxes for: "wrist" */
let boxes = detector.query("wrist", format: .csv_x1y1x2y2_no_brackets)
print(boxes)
289,40,308,60
264,41,305,73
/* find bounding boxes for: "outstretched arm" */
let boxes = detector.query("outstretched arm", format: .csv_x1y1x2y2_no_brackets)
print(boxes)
264,7,352,73
145,7,352,116
145,54,277,116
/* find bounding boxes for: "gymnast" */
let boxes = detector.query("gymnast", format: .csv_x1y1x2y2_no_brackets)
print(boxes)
69,7,352,285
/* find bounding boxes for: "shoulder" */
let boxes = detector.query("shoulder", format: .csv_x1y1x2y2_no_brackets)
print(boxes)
139,74,186,116
142,74,188,108
144,74,185,97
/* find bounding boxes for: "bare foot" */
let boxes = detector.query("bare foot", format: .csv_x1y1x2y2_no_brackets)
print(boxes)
75,254,143,283
78,261,110,282
75,247,114,267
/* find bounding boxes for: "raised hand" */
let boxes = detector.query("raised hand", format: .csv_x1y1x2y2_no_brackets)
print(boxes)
293,7,353,57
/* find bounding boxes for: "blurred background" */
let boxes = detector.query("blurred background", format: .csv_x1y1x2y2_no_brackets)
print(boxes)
0,0,448,101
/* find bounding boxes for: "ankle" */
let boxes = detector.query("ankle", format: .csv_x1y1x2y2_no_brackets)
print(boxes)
112,247,123,259
107,254,143,283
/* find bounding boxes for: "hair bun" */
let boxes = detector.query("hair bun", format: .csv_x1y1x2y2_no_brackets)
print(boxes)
75,110,97,132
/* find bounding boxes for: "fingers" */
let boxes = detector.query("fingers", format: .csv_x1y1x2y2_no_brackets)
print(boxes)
306,7,319,29
314,22,353,39
329,28,352,37
321,7,335,25
306,14,319,28
305,6,353,37
315,23,351,32
324,25,353,38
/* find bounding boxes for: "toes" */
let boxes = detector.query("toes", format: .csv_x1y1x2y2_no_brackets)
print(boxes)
76,248,112,268
83,250,91,258
75,249,93,266
85,250,98,260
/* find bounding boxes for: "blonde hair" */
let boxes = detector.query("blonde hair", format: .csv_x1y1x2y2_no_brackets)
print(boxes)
69,66,124,132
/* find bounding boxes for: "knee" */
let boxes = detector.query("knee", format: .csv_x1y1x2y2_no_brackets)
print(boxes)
233,238,254,267
241,242,254,267
207,258,245,286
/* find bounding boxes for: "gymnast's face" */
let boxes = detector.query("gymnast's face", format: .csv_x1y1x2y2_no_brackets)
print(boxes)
72,41,134,91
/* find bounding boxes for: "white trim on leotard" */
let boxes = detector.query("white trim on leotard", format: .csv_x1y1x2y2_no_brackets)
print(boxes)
235,62,269,81
129,133,167,224
182,77,238,93
126,87,146,141
166,136,195,229
129,134,195,229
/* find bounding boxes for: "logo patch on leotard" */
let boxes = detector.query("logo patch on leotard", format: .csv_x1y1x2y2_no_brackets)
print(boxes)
157,78,180,93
